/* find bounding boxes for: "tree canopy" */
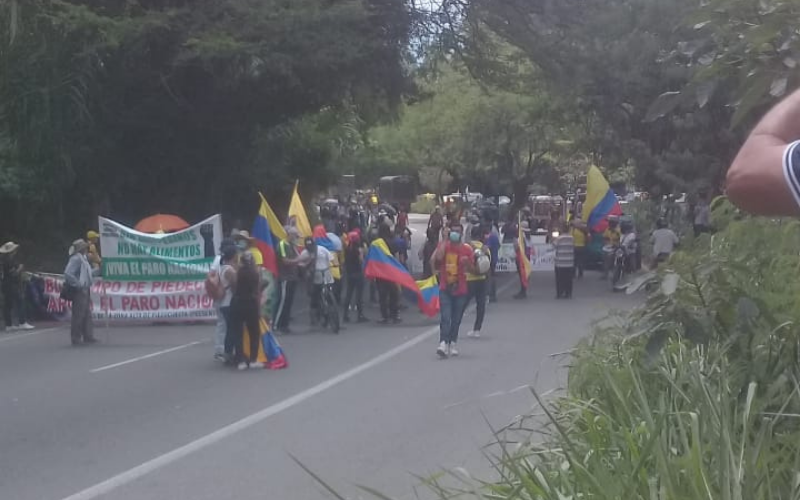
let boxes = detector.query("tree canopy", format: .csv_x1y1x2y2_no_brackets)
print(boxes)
0,0,413,243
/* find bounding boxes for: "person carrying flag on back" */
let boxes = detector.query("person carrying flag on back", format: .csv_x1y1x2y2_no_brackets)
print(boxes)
375,223,401,324
431,223,474,358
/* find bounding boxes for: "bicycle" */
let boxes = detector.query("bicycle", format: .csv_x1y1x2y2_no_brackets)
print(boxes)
320,282,340,334
311,270,340,334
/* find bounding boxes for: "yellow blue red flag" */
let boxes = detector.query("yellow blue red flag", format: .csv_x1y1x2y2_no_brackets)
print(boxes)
518,213,531,288
582,165,622,232
365,238,437,317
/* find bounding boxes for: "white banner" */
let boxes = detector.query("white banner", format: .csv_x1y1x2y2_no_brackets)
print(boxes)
39,273,215,322
496,243,555,273
99,215,223,281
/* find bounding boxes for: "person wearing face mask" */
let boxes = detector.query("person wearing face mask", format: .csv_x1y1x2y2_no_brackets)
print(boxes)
233,230,264,267
430,223,474,358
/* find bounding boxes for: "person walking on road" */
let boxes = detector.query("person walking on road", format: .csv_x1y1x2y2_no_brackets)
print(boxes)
484,221,500,302
342,231,368,323
513,220,531,299
1,241,34,332
64,240,95,345
553,225,575,299
273,227,300,334
570,216,588,278
431,223,474,358
376,224,400,324
218,245,238,363
228,252,264,371
466,225,491,338
419,227,439,279
428,205,444,235
209,238,237,361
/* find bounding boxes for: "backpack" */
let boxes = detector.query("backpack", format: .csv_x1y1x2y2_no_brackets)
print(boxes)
472,243,491,275
204,269,225,301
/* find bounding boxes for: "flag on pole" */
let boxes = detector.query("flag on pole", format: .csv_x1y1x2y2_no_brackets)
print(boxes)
288,180,312,238
251,197,280,275
258,193,288,243
517,213,531,289
582,165,622,233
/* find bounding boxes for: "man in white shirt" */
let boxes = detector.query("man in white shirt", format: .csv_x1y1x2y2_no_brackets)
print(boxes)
651,218,679,266
293,238,334,321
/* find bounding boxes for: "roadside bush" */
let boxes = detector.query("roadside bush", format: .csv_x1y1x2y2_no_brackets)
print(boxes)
422,215,800,499
305,212,800,499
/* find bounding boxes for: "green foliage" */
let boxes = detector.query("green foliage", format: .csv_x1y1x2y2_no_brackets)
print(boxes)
0,0,412,248
661,0,800,127
356,63,579,198
428,0,741,194
406,216,800,499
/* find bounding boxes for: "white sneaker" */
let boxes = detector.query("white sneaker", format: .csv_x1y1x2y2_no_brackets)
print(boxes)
436,341,448,359
19,323,34,330
237,362,249,371
249,361,265,369
467,330,481,338
7,325,18,332
449,342,459,357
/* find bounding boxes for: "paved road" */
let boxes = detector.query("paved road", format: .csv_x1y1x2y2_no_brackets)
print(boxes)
0,218,638,500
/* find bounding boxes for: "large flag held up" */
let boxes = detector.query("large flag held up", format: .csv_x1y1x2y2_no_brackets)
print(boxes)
289,180,312,238
251,197,280,275
364,238,437,317
258,193,287,243
582,165,623,233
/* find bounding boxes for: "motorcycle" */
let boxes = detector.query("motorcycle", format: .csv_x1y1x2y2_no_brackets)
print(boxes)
612,246,628,287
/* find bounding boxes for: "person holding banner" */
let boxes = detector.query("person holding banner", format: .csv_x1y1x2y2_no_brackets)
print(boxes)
64,240,96,345
210,239,237,362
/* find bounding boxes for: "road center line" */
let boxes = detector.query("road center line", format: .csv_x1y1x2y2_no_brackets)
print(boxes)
62,279,516,500
90,341,206,373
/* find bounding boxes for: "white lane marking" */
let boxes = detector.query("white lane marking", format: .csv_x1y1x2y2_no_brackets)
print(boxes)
90,341,206,373
0,327,63,344
61,278,518,500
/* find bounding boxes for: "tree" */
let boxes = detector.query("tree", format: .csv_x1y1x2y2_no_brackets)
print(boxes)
0,0,413,255
427,0,740,195
356,63,574,203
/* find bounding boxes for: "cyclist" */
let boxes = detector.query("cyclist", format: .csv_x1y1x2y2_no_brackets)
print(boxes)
294,237,334,324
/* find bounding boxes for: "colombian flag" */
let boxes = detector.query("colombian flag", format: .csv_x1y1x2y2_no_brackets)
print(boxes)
582,165,622,233
416,275,440,316
313,225,336,251
258,193,287,243
242,318,288,370
364,238,436,317
402,275,440,316
252,197,280,276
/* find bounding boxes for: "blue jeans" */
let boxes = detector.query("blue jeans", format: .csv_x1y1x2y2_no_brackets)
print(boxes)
440,290,468,344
